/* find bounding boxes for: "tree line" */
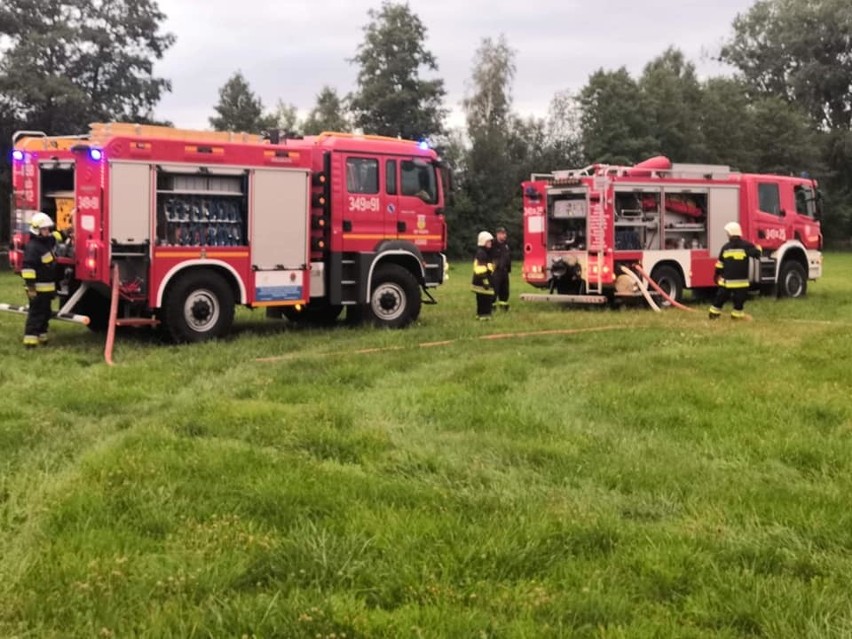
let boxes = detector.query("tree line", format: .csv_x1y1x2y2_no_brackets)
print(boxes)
2,0,851,254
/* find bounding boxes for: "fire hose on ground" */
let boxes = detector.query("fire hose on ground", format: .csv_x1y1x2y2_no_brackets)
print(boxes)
632,264,695,312
618,264,696,313
618,266,660,311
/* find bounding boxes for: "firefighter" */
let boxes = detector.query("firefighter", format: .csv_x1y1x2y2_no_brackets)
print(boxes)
709,221,762,320
21,212,63,347
491,226,512,311
472,231,496,320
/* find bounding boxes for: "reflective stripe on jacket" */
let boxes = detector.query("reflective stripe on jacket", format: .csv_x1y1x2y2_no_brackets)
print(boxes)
21,234,59,290
471,247,495,294
715,237,761,289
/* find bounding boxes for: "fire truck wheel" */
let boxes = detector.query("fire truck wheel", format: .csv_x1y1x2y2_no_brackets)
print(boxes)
650,264,684,305
163,271,234,342
777,261,807,298
368,264,421,328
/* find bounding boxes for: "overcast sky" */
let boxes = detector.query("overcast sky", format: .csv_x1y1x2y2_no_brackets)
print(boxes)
152,0,756,130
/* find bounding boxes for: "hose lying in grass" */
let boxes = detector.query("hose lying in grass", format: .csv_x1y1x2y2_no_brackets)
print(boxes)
619,265,660,312
633,264,695,312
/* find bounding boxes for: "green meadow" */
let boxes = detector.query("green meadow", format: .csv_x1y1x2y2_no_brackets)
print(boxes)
1,255,852,638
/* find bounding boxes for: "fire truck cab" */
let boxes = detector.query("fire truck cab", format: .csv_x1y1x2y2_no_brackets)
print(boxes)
521,156,822,304
7,123,448,342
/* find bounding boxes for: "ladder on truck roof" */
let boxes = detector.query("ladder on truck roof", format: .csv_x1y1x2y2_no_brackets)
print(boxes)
542,162,733,181
13,130,89,151
88,122,264,145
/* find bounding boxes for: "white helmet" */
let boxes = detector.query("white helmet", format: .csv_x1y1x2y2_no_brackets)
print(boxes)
724,221,742,237
30,212,55,234
477,231,494,247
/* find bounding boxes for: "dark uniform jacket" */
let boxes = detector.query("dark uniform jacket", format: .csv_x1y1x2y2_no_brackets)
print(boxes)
21,232,61,294
715,236,762,289
491,240,512,273
471,247,495,294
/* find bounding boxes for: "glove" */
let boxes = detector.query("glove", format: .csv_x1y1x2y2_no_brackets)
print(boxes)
26,287,37,300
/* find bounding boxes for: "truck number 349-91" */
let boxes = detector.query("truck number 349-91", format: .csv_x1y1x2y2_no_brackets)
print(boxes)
348,196,380,213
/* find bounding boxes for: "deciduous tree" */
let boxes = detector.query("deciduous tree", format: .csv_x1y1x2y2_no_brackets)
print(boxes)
455,35,517,251
348,2,446,139
577,68,656,164
639,48,703,161
0,0,174,132
721,0,852,131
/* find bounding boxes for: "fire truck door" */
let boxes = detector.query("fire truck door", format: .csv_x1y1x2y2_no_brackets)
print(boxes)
752,181,788,249
397,157,437,244
251,168,310,303
340,155,385,253
791,183,820,249
383,158,400,238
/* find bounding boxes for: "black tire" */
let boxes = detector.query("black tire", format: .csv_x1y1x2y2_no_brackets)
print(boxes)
161,270,234,343
368,264,421,328
777,261,807,298
650,264,685,306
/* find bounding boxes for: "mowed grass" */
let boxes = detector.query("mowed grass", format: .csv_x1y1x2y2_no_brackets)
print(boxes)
1,255,852,638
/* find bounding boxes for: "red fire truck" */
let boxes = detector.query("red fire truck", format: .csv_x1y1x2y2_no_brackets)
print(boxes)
521,156,823,304
6,123,448,341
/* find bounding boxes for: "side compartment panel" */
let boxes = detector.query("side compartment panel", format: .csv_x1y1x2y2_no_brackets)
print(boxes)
109,162,152,244
251,168,310,304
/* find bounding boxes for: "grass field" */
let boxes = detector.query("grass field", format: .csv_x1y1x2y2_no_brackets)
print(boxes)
2,254,852,638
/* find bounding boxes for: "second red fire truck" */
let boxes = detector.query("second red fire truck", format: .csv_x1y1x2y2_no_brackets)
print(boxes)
521,156,823,304
7,123,448,342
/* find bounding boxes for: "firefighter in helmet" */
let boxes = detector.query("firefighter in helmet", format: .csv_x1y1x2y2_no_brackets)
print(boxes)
490,226,512,311
21,212,64,347
472,231,496,320
709,221,762,320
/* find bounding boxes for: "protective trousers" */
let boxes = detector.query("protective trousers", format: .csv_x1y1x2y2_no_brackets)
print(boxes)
24,292,53,344
492,270,510,309
710,287,748,319
475,292,494,318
